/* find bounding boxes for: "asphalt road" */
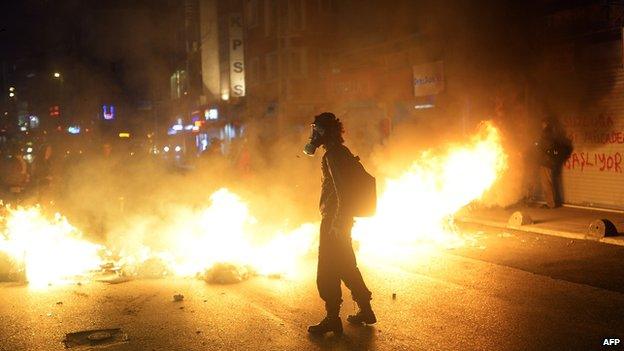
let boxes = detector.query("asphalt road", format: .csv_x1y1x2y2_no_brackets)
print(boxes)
1,225,623,351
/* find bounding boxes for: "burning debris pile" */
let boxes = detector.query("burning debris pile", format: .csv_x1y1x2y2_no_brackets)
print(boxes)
0,206,105,288
0,122,507,288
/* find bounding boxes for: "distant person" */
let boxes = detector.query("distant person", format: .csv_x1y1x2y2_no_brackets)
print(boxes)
534,119,566,208
304,112,376,336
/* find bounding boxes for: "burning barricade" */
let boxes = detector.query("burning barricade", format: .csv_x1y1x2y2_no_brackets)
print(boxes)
0,121,508,288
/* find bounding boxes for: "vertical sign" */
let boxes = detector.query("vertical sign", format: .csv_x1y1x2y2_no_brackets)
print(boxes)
229,13,245,97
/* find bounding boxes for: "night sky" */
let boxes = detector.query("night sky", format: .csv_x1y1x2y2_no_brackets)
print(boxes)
0,0,180,102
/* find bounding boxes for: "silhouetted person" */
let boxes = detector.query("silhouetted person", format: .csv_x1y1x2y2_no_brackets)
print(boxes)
535,119,559,208
304,112,376,336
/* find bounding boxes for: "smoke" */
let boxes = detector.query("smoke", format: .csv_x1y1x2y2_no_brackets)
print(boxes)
7,0,619,275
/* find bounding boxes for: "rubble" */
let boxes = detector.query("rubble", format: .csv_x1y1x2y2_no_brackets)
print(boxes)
173,294,184,302
202,263,252,284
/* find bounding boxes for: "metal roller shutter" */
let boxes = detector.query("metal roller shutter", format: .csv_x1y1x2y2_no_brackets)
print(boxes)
560,40,624,209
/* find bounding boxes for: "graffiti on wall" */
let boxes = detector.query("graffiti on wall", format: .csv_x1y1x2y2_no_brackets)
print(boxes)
564,152,622,172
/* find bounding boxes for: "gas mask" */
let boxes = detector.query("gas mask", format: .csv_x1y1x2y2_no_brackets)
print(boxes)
303,124,325,156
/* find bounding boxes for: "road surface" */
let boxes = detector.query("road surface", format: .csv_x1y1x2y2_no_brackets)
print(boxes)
0,224,622,351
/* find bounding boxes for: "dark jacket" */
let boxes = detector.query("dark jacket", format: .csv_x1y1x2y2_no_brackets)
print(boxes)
320,143,355,229
536,126,558,168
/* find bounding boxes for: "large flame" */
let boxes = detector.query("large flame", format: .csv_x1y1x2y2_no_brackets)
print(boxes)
0,206,104,288
0,121,507,286
116,189,315,278
353,121,507,259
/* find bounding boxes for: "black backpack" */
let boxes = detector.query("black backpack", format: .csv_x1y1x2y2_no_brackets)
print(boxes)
346,155,377,217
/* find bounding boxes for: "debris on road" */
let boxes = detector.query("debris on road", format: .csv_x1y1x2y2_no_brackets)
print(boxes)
96,274,133,284
122,257,172,279
63,328,128,348
202,263,252,284
173,293,184,302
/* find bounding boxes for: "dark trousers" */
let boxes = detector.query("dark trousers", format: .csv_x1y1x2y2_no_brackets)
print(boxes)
540,166,557,208
317,216,372,316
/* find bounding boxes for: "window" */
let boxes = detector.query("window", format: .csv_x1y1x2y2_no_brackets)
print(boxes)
170,70,188,100
264,0,277,37
249,57,261,85
266,52,278,81
245,0,259,29
288,0,306,31
288,48,307,77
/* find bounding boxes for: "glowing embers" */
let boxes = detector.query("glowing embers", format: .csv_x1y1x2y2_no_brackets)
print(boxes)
0,206,104,288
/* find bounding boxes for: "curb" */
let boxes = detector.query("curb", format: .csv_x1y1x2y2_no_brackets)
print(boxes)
455,216,624,247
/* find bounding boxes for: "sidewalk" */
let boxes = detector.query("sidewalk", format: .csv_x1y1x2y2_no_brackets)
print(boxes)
455,203,624,247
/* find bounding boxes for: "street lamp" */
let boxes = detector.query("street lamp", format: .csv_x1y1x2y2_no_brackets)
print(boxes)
53,72,61,78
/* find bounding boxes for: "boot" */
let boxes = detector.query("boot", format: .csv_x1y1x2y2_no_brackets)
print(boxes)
347,300,377,325
308,316,343,335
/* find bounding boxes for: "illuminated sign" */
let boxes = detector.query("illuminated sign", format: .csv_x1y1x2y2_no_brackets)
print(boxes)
118,132,130,138
205,108,218,120
413,61,444,97
67,125,81,134
49,105,60,117
102,105,115,120
29,115,39,128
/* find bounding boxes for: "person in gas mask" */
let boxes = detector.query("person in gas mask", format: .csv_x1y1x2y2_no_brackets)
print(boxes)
305,112,376,336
